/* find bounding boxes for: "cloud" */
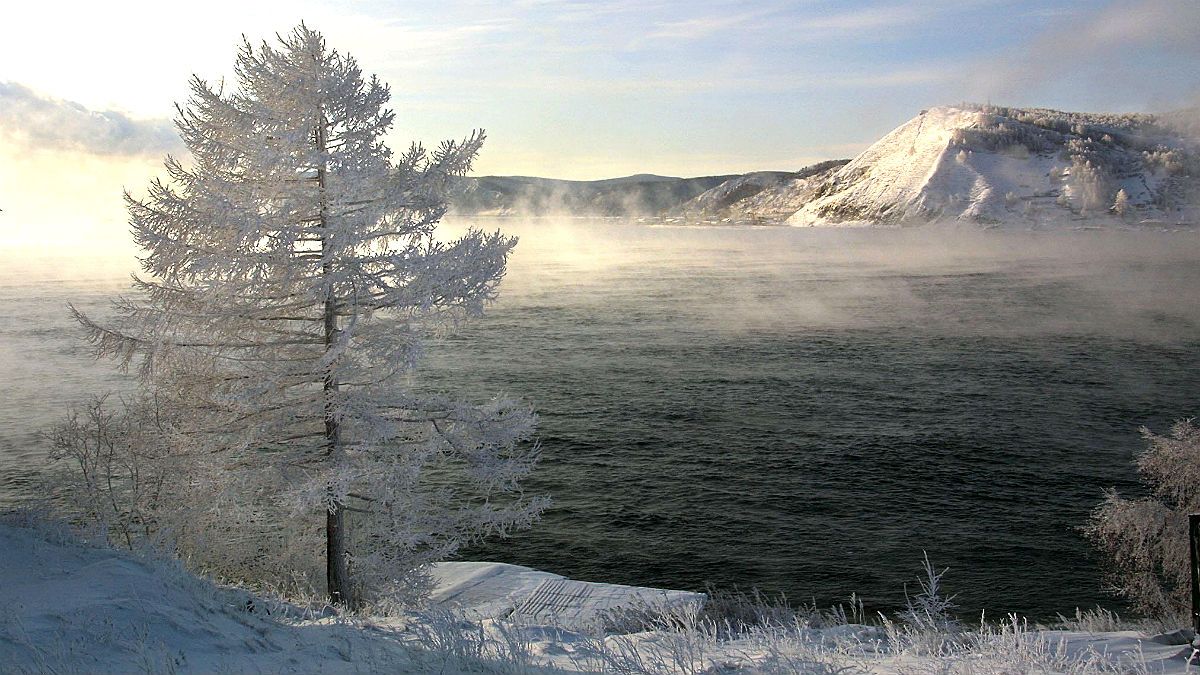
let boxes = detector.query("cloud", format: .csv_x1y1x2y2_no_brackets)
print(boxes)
0,82,182,157
640,3,926,47
486,63,956,96
648,9,774,40
972,0,1200,102
1075,0,1200,54
794,4,923,32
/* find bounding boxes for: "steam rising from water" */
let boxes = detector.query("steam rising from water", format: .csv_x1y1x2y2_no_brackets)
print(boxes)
427,219,1200,617
3,220,1199,617
444,219,1200,342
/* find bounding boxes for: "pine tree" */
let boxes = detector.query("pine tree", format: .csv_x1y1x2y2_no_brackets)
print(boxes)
1112,188,1130,218
74,24,546,607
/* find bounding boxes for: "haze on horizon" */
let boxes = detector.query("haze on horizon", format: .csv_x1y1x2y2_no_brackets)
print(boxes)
1,0,1198,254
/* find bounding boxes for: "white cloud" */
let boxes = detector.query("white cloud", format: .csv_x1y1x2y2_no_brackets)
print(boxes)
970,0,1200,103
794,5,922,32
648,9,775,40
484,63,956,95
0,82,182,156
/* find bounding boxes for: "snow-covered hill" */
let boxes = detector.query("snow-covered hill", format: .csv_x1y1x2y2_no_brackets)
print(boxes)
672,161,848,223
783,105,1199,227
0,518,420,673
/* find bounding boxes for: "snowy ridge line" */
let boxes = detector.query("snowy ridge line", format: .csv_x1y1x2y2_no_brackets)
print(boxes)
451,102,1200,229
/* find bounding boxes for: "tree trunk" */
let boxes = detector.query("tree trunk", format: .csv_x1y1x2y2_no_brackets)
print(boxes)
327,498,350,606
316,112,352,608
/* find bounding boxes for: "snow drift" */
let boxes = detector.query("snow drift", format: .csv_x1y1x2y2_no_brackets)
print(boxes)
0,518,417,673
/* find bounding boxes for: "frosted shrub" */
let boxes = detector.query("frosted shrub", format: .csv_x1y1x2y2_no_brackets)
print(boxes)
44,394,182,550
949,615,1140,675
1049,607,1165,633
43,394,313,590
899,553,959,634
1083,419,1200,622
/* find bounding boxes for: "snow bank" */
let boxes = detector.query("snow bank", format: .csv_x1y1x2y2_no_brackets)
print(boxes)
2,518,1194,674
0,519,416,674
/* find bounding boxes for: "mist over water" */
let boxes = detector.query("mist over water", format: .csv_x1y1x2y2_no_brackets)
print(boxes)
0,259,138,500
3,221,1200,620
434,220,1200,619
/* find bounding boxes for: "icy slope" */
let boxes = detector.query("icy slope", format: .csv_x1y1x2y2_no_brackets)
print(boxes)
785,105,1199,227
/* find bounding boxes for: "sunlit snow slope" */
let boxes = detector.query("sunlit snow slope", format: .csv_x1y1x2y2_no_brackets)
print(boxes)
782,105,1199,227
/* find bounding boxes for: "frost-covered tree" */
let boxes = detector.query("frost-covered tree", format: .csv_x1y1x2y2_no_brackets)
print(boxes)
1112,188,1130,218
1069,157,1107,214
1083,420,1200,620
74,24,546,607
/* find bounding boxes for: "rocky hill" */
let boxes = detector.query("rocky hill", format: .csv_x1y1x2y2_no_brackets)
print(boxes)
783,105,1200,227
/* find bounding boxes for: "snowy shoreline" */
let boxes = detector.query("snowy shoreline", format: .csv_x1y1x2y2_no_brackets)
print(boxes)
3,517,1195,674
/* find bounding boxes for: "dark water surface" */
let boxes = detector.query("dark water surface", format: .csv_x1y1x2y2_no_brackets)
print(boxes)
3,222,1200,620
433,221,1200,620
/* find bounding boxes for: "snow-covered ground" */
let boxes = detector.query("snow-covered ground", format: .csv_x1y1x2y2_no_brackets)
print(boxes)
431,561,703,629
0,517,420,673
1,516,1194,674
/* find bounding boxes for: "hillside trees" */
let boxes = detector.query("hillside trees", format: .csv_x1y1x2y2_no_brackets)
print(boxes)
73,24,546,607
1069,157,1107,213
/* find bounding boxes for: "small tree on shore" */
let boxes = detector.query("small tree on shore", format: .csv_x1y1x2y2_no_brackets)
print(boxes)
1083,419,1200,620
74,24,546,607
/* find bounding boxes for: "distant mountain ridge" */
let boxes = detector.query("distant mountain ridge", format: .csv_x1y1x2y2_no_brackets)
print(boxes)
451,104,1200,227
449,174,737,217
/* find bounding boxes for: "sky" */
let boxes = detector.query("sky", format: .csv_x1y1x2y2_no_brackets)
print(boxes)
1,0,1198,253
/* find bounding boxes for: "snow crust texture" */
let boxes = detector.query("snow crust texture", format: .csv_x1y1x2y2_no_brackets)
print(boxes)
431,561,703,629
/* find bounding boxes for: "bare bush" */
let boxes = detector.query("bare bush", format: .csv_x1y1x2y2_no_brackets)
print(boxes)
44,394,181,550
